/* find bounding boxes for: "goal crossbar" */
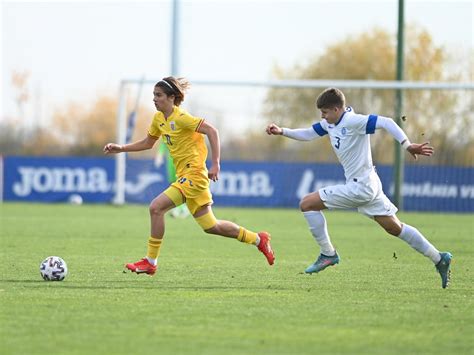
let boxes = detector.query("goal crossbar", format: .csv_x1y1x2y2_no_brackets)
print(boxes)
113,78,473,205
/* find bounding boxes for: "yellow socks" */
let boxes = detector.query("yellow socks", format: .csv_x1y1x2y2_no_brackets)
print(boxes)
237,227,258,245
146,236,163,265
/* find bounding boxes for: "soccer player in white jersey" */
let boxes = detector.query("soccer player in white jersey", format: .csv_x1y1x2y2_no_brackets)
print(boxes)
266,87,452,288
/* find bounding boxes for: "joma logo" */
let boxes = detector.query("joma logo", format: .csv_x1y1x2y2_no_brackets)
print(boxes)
13,167,111,196
210,171,274,197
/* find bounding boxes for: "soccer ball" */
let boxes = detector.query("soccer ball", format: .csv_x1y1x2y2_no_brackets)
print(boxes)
39,256,68,281
68,194,83,205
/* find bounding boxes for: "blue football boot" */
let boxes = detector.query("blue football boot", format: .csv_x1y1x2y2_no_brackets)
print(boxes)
305,252,340,274
435,252,452,289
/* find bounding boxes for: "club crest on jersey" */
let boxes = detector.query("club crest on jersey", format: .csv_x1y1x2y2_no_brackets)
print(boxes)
341,127,347,135
170,121,176,131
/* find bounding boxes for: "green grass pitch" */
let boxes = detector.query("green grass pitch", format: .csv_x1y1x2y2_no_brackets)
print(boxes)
1,202,473,354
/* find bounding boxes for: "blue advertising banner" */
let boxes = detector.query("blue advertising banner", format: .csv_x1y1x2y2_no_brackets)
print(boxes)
2,156,116,203
2,156,473,212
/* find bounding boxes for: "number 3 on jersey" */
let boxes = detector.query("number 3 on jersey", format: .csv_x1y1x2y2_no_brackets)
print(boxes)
334,136,341,149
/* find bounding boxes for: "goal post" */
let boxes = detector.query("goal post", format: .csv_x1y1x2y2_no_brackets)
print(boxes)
113,78,474,206
113,82,128,205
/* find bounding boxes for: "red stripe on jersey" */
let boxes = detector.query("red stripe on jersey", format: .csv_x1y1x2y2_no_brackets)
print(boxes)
195,119,205,132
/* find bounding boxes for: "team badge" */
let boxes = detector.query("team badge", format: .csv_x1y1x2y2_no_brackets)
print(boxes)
170,121,176,131
341,127,347,135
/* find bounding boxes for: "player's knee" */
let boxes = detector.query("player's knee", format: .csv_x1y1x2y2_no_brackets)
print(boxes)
299,197,309,211
195,211,218,232
300,195,316,212
149,201,167,216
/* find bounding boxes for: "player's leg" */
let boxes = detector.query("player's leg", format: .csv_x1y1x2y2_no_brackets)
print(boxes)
166,151,189,218
150,191,177,237
192,204,275,265
193,204,238,238
359,177,453,288
300,191,336,256
374,214,452,288
300,191,328,212
300,190,340,274
125,188,178,275
375,214,445,264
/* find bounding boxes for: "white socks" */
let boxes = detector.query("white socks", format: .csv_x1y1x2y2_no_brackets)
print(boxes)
303,211,336,256
302,211,440,264
255,235,261,247
146,257,157,266
398,224,441,264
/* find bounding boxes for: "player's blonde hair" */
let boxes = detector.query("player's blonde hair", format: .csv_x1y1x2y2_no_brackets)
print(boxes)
316,88,346,109
155,76,190,106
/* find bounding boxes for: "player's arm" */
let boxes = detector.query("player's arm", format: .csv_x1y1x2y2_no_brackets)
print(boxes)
266,123,321,141
375,116,434,160
103,135,158,154
197,121,220,182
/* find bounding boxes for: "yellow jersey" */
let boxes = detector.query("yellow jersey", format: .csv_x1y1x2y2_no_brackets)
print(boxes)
148,106,207,177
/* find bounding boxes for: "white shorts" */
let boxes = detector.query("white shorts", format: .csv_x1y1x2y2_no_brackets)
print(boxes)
319,171,397,217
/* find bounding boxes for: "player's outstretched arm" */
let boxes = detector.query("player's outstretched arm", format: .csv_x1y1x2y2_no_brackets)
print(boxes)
103,135,157,154
375,117,434,161
197,121,220,182
267,123,319,141
265,123,283,136
406,141,434,161
266,123,283,135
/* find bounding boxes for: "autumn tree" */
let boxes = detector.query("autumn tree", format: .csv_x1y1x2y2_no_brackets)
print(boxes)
50,93,155,156
11,70,30,119
251,25,473,166
0,70,60,155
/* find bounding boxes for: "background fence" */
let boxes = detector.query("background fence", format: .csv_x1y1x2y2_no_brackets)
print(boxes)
2,156,472,212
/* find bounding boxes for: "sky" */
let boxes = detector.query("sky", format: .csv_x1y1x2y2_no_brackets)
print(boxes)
1,0,473,134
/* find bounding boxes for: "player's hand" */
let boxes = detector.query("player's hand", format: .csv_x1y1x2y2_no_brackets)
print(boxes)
103,143,123,154
407,142,434,160
266,123,283,135
208,163,220,182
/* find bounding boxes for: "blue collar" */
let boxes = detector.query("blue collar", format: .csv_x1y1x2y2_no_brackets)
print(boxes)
334,111,347,126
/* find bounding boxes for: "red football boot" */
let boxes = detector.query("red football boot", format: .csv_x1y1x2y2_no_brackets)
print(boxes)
125,258,157,275
257,232,275,265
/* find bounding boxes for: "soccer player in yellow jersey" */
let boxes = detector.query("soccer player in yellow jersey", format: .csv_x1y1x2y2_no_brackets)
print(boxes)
103,76,274,275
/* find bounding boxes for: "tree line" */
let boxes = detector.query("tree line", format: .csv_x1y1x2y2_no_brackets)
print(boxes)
2,26,472,166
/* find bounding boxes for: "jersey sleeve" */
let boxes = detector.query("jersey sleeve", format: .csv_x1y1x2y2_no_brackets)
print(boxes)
178,112,204,132
282,127,320,141
147,114,162,139
312,120,329,136
348,114,378,135
375,115,409,143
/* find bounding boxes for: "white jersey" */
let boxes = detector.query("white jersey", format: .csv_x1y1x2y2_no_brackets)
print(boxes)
312,107,378,181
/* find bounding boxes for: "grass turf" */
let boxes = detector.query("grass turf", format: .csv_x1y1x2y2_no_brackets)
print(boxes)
1,202,473,354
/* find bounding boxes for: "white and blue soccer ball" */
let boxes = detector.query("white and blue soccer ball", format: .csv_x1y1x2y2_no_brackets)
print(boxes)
68,194,83,205
40,256,68,281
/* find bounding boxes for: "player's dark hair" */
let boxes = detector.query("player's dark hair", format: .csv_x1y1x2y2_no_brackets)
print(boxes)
155,76,190,106
316,88,346,109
